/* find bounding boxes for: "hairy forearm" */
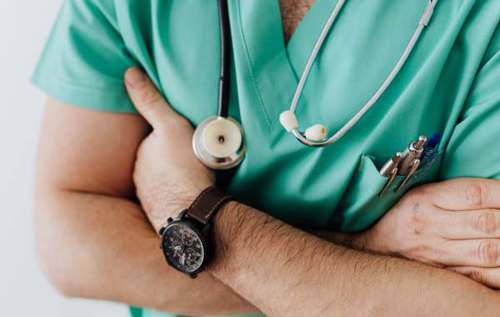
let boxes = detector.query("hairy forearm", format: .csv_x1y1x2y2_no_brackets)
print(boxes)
209,202,500,317
34,188,258,316
313,230,367,251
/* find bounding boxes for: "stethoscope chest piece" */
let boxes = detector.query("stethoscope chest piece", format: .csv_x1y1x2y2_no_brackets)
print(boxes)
192,116,246,170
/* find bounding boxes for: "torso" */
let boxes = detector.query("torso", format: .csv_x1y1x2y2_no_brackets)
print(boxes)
105,2,500,316
116,0,500,234
279,0,316,42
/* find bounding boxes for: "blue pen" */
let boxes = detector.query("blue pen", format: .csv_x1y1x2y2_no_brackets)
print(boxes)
421,133,442,168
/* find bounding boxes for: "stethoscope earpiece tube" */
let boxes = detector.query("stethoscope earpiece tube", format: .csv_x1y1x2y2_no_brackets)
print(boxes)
280,0,439,147
194,0,439,169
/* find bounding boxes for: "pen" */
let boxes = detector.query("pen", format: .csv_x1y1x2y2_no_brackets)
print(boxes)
378,135,429,196
396,158,421,192
421,133,441,168
398,135,427,176
395,135,427,192
379,152,402,196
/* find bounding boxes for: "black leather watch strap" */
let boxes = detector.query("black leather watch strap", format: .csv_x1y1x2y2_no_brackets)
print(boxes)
187,186,231,225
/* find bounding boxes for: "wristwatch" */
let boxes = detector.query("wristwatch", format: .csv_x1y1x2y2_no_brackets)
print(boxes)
159,186,231,278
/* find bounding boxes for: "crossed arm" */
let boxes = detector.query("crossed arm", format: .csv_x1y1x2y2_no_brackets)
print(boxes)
209,202,500,316
34,101,257,316
35,70,500,316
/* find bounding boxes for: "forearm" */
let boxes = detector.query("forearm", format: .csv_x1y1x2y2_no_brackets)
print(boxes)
209,202,500,317
34,188,258,316
313,230,369,252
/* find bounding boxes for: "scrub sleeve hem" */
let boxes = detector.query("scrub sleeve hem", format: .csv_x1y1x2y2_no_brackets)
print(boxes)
129,306,144,317
31,73,138,114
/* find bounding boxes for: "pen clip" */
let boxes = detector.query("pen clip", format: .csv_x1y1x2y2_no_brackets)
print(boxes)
396,159,421,192
378,153,402,197
379,167,398,197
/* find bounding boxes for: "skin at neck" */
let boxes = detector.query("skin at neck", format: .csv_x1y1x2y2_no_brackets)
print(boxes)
279,0,316,42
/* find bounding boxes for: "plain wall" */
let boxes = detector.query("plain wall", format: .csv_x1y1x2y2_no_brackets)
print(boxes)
0,1,128,316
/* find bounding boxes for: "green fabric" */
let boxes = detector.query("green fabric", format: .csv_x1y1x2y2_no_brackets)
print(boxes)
129,306,143,317
32,0,500,316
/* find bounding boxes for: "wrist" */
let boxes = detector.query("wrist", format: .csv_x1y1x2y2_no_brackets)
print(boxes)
208,200,249,277
158,186,232,278
144,181,213,232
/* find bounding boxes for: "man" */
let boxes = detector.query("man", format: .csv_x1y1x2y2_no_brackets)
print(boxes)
33,0,500,316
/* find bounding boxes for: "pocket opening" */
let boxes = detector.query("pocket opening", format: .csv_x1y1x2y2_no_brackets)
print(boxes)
332,154,441,232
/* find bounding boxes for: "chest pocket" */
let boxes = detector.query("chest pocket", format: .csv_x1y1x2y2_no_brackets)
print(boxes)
335,153,442,233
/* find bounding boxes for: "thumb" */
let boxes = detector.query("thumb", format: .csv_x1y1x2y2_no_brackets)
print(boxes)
124,67,177,128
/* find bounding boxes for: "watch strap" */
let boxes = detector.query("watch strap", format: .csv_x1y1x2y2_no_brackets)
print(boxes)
187,186,231,225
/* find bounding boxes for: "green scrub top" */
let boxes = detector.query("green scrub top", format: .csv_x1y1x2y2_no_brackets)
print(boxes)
33,1,500,316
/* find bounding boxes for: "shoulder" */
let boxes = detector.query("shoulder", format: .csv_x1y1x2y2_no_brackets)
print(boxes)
437,0,500,65
55,0,163,44
58,0,122,30
467,0,500,64
58,0,161,27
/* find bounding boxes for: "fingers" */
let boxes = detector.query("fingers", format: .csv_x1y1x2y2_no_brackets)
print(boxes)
448,266,500,289
436,239,500,268
124,67,179,128
438,209,500,240
424,178,500,211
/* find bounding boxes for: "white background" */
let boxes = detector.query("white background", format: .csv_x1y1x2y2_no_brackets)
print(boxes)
0,1,127,316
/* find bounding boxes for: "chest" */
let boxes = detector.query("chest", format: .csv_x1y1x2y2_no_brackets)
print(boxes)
279,0,316,42
122,0,484,231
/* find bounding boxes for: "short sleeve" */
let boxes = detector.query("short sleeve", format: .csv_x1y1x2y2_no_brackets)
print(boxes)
440,27,500,179
32,0,138,113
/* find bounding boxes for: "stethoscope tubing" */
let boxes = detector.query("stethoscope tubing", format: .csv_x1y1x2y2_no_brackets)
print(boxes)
217,0,231,118
194,0,439,170
191,0,246,171
287,0,439,147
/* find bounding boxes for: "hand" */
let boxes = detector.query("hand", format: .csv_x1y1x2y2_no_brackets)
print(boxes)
328,178,500,289
125,68,215,232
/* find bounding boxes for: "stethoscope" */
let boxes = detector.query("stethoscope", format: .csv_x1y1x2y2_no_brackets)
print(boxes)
193,0,438,170
192,0,245,170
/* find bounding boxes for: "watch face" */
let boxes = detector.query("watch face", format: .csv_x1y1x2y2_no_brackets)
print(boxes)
162,220,206,274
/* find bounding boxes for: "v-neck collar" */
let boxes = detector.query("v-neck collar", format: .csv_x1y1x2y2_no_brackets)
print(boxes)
234,0,340,132
285,0,338,79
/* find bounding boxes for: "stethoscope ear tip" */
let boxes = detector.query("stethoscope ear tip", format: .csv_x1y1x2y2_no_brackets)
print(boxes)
280,110,328,144
279,110,299,132
304,124,328,142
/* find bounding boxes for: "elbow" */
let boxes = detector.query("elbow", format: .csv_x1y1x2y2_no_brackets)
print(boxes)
36,246,80,298
34,216,81,298
34,192,83,298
